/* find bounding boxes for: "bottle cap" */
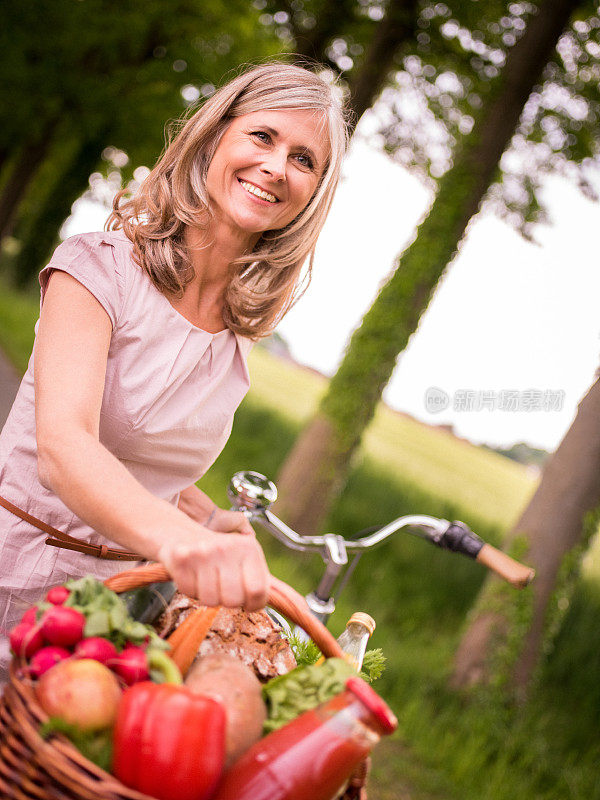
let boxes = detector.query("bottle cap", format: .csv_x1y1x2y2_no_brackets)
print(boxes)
347,612,376,635
345,676,398,734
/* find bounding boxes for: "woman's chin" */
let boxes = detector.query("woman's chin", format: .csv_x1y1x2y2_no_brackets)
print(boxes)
232,215,281,238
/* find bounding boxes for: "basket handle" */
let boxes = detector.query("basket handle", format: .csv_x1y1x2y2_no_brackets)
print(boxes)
104,563,345,660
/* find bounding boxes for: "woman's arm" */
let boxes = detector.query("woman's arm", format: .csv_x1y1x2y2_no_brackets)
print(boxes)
35,271,269,609
177,485,255,535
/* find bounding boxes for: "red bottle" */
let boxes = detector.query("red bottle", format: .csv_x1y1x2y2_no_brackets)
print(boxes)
211,676,397,800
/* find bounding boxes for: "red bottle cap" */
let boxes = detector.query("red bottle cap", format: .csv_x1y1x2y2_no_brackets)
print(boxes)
345,676,398,734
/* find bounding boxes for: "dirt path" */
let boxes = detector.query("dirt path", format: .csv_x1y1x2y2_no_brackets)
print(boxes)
0,348,20,430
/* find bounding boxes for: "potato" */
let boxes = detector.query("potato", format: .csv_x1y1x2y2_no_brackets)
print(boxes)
185,654,267,765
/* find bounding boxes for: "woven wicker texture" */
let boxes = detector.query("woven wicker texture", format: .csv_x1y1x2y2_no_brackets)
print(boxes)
0,564,366,800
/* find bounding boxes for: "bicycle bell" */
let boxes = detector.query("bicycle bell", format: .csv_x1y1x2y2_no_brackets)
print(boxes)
227,470,278,512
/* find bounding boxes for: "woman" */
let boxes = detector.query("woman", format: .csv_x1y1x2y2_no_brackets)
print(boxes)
0,62,348,683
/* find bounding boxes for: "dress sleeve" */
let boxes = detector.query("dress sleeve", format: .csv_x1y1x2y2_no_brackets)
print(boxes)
38,233,127,329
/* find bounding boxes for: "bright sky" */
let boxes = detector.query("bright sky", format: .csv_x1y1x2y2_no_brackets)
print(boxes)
65,135,600,453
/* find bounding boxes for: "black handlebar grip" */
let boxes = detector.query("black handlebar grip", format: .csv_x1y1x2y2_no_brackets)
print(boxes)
436,521,484,559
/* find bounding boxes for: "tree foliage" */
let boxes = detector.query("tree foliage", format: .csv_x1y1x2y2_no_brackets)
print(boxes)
0,0,282,163
0,0,282,279
378,0,600,236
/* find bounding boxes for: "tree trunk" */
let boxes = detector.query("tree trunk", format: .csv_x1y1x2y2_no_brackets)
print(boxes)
274,413,350,533
0,122,58,239
452,376,600,698
275,0,580,533
345,0,417,126
288,0,417,131
11,131,107,288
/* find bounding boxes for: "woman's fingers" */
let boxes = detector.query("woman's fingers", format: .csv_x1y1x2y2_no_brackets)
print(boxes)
160,528,269,610
208,508,255,537
195,565,221,608
237,517,256,536
158,542,198,598
216,562,246,608
218,535,269,610
241,550,270,611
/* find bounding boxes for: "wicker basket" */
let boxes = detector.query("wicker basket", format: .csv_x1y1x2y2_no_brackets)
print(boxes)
0,563,368,800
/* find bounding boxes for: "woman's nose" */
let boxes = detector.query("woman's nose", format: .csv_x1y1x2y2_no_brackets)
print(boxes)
260,149,287,182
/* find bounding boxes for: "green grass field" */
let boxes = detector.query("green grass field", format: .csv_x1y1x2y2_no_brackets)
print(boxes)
0,280,39,374
2,279,600,800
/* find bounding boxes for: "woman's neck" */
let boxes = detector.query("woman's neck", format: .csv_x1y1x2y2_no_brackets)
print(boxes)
172,223,258,333
185,221,259,282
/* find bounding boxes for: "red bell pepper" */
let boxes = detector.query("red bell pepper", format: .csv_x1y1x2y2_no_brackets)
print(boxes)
112,681,226,800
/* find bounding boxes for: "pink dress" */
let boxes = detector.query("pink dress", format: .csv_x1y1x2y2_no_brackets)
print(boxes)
0,230,252,682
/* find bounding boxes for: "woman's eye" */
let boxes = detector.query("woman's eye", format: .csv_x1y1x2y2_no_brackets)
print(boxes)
251,131,271,143
295,153,314,170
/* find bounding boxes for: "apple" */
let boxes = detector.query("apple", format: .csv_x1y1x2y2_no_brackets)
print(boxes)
36,658,122,731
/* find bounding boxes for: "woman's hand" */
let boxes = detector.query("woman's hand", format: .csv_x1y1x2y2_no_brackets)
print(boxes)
206,507,255,537
156,526,270,611
177,485,255,536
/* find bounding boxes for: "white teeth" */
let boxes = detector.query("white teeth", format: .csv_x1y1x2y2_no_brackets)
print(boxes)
239,180,278,203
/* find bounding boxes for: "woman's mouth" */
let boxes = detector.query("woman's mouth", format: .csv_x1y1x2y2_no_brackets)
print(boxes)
238,179,279,204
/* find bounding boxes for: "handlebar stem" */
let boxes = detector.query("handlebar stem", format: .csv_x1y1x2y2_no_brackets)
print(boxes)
314,536,348,603
304,592,337,624
322,534,348,566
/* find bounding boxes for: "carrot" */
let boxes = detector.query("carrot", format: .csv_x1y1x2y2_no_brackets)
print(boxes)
167,607,220,676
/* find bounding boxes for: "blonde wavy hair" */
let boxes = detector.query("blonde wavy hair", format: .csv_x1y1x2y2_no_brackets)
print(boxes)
107,61,349,339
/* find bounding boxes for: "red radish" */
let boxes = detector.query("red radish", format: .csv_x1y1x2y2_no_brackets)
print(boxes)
21,607,38,626
40,606,86,647
46,586,70,605
29,646,71,678
10,623,44,659
111,645,149,685
75,637,118,665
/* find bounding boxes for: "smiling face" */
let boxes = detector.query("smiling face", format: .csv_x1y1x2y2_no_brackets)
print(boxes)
204,108,330,247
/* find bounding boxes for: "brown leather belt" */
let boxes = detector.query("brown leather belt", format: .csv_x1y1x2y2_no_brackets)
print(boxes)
0,494,142,561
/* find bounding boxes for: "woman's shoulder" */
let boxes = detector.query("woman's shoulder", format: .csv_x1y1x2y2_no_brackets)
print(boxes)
50,229,133,266
40,230,138,329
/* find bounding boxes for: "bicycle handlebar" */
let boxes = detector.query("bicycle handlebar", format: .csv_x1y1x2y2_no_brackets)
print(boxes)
259,508,448,552
228,471,535,590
